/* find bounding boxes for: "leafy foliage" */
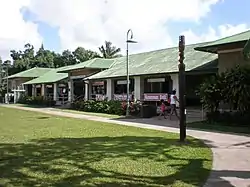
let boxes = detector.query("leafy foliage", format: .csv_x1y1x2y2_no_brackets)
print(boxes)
0,60,10,100
71,100,141,116
197,64,250,126
99,41,122,59
197,74,225,112
223,65,250,112
4,41,120,77
18,95,56,107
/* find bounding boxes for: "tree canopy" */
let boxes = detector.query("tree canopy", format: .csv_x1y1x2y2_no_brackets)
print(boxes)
0,41,121,77
99,41,122,59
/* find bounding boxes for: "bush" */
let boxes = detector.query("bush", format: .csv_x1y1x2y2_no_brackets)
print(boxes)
18,95,56,107
206,111,250,127
197,65,250,126
70,100,142,116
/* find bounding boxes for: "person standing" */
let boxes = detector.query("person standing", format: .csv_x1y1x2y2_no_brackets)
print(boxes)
158,99,167,120
169,90,180,120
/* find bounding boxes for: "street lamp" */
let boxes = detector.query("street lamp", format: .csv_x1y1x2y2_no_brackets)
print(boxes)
178,35,186,142
126,29,137,116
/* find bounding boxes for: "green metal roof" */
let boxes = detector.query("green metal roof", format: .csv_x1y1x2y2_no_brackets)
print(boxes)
23,67,68,84
86,43,218,80
195,30,250,53
7,67,51,79
58,58,114,73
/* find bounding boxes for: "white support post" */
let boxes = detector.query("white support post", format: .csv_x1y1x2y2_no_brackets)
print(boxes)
41,84,45,96
68,80,74,102
106,79,114,100
32,85,36,97
85,81,89,100
53,83,58,101
134,76,144,101
170,73,179,107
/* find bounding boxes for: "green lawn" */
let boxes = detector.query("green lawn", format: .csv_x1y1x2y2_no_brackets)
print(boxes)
188,121,250,135
14,104,121,119
0,107,212,187
54,108,121,119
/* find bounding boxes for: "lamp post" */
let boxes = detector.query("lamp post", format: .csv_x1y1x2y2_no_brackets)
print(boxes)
6,63,9,104
178,35,186,142
126,29,137,116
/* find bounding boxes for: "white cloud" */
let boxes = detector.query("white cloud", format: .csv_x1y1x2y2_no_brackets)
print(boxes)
0,0,42,61
26,0,222,54
0,0,249,61
181,24,250,45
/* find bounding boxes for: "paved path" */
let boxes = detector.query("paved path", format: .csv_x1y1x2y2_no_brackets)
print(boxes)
1,105,250,187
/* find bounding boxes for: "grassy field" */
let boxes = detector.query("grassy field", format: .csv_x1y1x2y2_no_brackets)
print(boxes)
54,108,121,119
14,104,121,119
0,107,212,187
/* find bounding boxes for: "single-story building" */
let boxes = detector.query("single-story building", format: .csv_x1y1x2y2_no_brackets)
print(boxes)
6,67,51,103
6,30,250,105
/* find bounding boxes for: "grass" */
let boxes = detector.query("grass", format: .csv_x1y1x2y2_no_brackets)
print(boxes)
14,104,121,119
53,108,121,119
188,121,250,135
0,107,212,187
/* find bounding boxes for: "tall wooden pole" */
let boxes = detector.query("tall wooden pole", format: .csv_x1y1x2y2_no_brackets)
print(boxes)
178,35,186,142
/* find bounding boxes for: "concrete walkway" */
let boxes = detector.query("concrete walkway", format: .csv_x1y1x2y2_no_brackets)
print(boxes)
1,105,250,187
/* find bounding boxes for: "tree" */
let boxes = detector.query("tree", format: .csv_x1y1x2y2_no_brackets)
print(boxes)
73,47,100,62
10,43,35,72
54,50,77,67
198,64,250,113
98,41,122,59
32,44,55,68
0,59,10,99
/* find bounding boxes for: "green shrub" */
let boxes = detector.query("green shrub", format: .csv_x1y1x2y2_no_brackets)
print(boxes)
17,95,56,107
70,100,141,116
206,111,250,127
197,65,250,127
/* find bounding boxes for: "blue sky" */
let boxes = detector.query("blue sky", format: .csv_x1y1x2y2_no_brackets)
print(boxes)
20,0,250,53
0,0,248,61
168,0,250,42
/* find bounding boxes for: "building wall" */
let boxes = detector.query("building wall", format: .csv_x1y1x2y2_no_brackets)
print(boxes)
9,77,32,90
218,50,250,73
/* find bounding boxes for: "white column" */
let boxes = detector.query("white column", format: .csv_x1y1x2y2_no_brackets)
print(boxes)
106,79,114,100
14,91,17,104
134,76,144,101
32,85,36,97
85,81,89,100
53,83,58,101
41,84,45,96
68,80,74,102
170,73,179,106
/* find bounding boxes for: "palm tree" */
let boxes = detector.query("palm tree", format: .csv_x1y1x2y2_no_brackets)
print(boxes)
98,41,122,59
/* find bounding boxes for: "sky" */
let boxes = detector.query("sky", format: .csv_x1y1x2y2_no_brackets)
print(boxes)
0,0,250,61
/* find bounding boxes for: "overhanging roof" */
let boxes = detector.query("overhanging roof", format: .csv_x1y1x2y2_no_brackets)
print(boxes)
86,43,218,80
23,66,69,84
195,30,250,53
58,58,115,73
7,67,51,79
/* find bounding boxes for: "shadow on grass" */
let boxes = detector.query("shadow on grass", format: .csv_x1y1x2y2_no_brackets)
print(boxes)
0,136,247,187
14,104,52,109
0,136,213,187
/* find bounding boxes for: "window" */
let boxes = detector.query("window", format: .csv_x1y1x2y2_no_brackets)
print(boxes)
114,79,134,94
144,77,170,93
